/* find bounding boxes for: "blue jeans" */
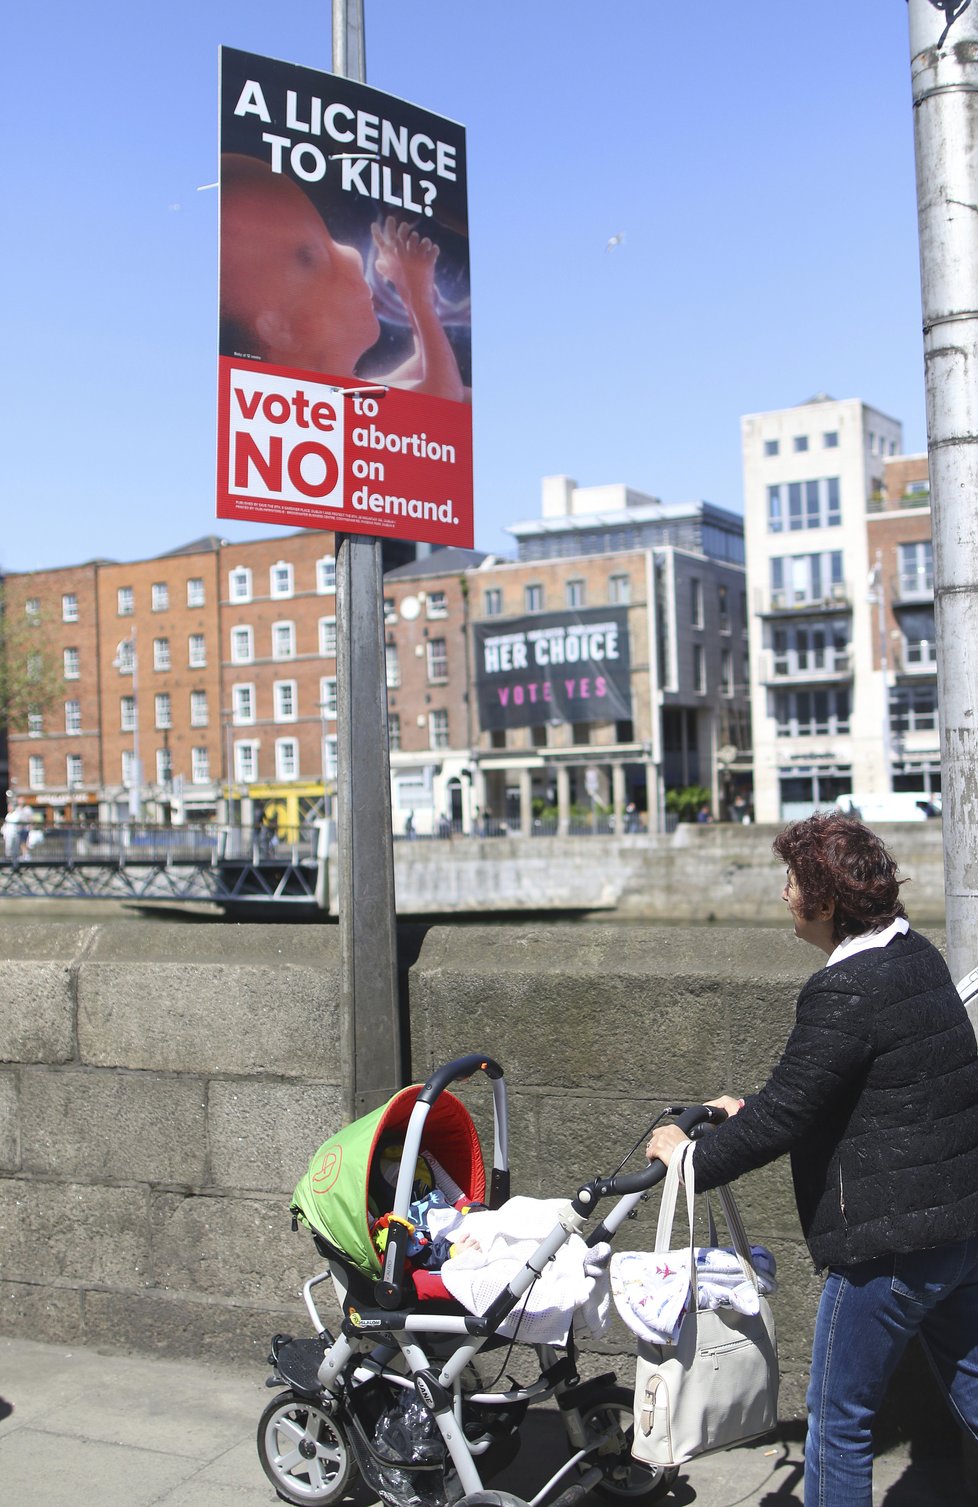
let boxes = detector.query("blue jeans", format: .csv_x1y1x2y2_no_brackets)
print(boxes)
805,1236,978,1507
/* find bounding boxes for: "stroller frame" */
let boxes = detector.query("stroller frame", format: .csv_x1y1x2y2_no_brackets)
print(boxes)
260,1054,711,1507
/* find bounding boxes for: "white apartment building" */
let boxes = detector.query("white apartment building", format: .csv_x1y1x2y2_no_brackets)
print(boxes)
742,395,904,822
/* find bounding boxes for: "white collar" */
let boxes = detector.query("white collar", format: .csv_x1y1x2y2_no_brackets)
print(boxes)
827,915,909,968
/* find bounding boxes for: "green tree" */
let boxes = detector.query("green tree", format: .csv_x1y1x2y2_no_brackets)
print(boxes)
0,584,65,735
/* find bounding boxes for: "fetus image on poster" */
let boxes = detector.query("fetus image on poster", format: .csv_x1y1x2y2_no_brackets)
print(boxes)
219,153,470,402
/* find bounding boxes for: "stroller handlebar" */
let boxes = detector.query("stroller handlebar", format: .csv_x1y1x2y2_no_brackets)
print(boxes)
590,1103,727,1198
418,1053,505,1105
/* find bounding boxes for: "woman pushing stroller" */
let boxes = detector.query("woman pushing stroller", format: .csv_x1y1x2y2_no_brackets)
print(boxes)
647,810,978,1507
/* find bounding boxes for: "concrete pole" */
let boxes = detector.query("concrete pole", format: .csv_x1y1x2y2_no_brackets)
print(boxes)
907,1,978,999
332,0,403,1116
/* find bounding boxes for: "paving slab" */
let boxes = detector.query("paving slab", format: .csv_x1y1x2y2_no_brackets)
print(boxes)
0,1336,972,1507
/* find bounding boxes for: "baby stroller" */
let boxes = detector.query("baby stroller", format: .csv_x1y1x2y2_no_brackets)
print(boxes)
258,1053,718,1507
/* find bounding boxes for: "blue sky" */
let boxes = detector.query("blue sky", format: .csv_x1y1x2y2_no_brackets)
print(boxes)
2,1,925,574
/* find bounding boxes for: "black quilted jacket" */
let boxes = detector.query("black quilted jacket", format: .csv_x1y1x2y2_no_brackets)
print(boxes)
691,929,978,1269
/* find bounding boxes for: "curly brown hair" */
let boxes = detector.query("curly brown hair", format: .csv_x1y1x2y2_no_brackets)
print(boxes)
773,810,908,944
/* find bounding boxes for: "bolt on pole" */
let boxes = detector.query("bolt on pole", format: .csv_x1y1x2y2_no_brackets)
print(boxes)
332,0,404,1116
907,0,978,1009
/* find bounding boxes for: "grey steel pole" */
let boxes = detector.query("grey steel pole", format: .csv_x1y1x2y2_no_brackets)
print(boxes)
331,0,404,1117
907,0,978,1005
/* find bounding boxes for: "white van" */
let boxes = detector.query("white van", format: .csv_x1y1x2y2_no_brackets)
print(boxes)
836,793,936,823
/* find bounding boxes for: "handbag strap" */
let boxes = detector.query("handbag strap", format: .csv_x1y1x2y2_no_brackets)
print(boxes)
654,1144,763,1302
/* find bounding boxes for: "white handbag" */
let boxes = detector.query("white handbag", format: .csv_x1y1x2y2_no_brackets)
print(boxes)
631,1144,779,1468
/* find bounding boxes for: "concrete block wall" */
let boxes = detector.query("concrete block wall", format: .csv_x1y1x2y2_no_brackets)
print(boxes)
0,916,950,1420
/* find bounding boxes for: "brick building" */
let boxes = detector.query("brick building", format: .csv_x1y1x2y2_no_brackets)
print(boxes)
4,562,103,820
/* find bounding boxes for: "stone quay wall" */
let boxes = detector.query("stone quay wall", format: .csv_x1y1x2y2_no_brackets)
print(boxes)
0,915,951,1421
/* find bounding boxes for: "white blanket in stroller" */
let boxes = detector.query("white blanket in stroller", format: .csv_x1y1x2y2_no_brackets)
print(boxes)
429,1197,612,1344
610,1244,778,1345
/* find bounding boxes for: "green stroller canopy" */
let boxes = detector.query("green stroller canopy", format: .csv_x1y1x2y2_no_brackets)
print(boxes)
292,1084,486,1275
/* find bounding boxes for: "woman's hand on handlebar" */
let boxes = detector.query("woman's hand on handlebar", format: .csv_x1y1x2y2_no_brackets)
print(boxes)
646,1124,690,1167
706,1094,746,1118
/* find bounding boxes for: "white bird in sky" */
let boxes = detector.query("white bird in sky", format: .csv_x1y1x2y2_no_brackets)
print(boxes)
605,231,625,252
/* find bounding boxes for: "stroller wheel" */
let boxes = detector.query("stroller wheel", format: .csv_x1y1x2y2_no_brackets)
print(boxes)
257,1389,356,1504
579,1385,679,1502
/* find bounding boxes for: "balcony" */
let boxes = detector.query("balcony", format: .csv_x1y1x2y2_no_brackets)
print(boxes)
760,648,852,684
757,582,851,618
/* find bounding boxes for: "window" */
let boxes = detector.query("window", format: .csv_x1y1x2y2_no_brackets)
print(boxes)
823,431,839,449
768,478,840,533
690,578,704,628
718,584,729,629
28,709,43,736
63,647,79,679
793,435,809,453
899,540,933,597
317,555,336,594
156,747,173,785
692,644,706,694
566,579,585,609
773,687,851,736
190,690,209,727
275,737,299,780
155,693,172,729
65,699,81,735
429,709,450,749
230,626,254,663
66,754,83,787
191,747,210,784
324,736,338,780
427,638,448,682
188,633,206,667
770,550,844,607
187,577,205,607
228,566,252,602
117,586,134,616
770,622,849,676
388,712,401,751
320,676,338,720
61,593,78,622
900,607,937,668
234,740,259,782
120,696,136,732
531,723,548,748
25,597,40,621
121,750,137,788
116,639,134,674
27,652,43,683
609,574,631,605
386,643,400,688
319,616,337,657
232,684,255,724
524,583,543,612
384,596,397,624
153,637,171,671
152,582,169,612
427,591,448,619
270,561,294,598
274,680,297,721
721,648,734,696
890,684,938,733
272,620,296,659
764,439,780,457
29,755,45,789
484,588,502,616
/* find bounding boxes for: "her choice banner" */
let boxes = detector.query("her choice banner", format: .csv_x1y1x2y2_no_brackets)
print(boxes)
216,46,472,547
474,608,633,732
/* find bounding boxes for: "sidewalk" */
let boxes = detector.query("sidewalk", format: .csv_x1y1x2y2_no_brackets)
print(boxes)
0,1335,971,1507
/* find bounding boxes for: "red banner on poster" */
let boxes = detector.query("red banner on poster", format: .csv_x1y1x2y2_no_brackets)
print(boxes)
216,47,472,546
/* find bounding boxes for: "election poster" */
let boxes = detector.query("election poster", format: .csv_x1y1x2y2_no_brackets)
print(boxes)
216,47,472,547
474,608,633,732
